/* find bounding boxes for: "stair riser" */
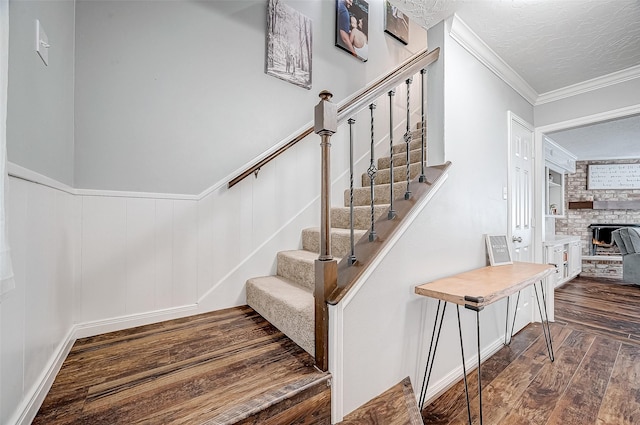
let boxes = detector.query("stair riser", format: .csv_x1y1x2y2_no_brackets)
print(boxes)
302,229,367,258
331,205,389,230
277,252,315,291
362,162,422,186
391,137,424,155
246,280,314,356
345,181,408,207
378,148,424,170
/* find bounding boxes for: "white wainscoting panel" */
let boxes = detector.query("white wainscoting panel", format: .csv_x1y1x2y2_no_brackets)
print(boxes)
2,176,79,425
81,196,128,322
172,200,198,307
125,198,157,314
155,199,174,309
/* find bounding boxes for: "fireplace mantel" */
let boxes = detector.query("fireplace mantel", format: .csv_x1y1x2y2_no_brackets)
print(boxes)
568,200,640,210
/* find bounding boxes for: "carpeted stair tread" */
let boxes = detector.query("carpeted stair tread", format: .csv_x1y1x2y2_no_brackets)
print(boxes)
378,148,424,170
277,250,319,291
331,204,390,230
362,162,422,186
246,275,314,356
302,227,368,258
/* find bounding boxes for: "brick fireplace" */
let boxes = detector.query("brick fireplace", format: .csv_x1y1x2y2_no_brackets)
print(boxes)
556,159,640,280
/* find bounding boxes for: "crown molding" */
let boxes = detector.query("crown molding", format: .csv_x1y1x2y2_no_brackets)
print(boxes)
536,63,640,105
448,14,538,105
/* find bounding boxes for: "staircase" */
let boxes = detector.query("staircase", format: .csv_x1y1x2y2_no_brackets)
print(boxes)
246,127,427,356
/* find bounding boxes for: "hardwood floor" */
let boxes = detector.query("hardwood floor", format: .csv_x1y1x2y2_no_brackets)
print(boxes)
340,377,423,425
34,306,331,424
421,275,640,425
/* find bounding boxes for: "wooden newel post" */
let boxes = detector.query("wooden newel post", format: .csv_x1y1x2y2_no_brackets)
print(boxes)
314,90,338,372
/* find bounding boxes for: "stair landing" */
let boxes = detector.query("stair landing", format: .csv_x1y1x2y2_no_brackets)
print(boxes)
33,306,331,425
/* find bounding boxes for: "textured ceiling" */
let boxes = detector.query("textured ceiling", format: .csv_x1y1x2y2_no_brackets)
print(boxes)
393,0,640,94
392,0,640,159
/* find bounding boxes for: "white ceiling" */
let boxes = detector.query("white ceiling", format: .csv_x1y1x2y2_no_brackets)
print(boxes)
393,0,640,160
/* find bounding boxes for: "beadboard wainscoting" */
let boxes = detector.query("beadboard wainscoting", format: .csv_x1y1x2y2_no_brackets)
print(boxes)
1,135,324,424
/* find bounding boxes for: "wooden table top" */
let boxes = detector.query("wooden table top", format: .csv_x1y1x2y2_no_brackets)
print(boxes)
415,262,556,309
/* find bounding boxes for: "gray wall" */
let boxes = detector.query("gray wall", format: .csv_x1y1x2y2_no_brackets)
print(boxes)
73,0,427,194
7,0,76,186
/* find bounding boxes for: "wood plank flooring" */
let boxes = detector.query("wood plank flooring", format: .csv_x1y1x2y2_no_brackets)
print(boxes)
340,377,423,425
421,275,640,425
34,306,331,425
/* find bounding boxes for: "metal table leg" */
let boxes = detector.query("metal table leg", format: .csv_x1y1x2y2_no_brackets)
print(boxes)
534,281,555,362
418,300,448,410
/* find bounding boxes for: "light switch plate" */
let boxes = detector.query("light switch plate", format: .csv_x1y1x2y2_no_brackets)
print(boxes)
36,19,49,66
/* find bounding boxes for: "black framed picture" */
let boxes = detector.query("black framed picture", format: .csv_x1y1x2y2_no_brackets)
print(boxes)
335,0,369,62
266,0,312,90
384,1,409,45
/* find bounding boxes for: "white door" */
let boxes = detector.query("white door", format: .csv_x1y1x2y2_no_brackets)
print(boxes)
508,113,535,332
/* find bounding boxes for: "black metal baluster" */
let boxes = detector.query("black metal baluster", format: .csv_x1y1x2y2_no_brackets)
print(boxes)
419,68,428,183
368,103,377,242
347,118,357,265
404,78,412,200
388,90,396,220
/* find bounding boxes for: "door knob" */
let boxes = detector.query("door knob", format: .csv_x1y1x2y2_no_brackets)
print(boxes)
512,236,523,243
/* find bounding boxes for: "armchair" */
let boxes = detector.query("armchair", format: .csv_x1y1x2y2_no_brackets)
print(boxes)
611,227,640,284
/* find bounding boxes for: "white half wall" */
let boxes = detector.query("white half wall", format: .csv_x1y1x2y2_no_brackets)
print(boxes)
334,15,535,418
1,176,80,425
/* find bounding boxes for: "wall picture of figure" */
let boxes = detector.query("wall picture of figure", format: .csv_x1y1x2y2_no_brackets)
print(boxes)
266,0,312,90
384,1,409,45
335,0,369,62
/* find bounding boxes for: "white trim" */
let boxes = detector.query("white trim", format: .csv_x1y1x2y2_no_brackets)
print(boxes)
7,162,77,195
536,104,640,134
73,304,198,339
11,327,76,425
448,16,640,107
76,188,199,201
536,64,640,105
449,15,538,105
328,303,344,423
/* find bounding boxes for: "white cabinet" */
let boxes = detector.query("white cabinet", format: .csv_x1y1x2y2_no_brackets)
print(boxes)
544,236,582,287
545,166,564,217
544,137,577,219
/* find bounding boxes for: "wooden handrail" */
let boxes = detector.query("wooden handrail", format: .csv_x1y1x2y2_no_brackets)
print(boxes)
227,47,440,189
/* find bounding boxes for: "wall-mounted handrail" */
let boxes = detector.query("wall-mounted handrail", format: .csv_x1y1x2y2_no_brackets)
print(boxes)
227,47,440,189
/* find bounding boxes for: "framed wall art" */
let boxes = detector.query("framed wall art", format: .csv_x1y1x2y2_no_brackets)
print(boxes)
335,0,369,62
384,1,409,45
266,0,312,90
485,235,513,266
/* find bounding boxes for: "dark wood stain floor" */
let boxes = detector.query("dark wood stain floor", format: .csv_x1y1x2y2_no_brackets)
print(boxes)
34,305,331,425
422,275,640,425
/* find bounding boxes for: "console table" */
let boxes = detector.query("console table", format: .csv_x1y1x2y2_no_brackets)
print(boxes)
415,262,556,425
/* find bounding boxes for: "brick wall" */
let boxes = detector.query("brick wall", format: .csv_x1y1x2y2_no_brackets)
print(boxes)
556,159,640,256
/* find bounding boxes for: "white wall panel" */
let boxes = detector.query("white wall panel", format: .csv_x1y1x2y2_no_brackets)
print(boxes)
196,194,215,299
23,183,56,390
81,196,127,322
1,177,29,425
155,199,174,309
125,198,157,314
172,201,198,306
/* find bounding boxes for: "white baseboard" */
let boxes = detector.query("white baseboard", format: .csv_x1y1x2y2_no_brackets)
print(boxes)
10,304,199,424
11,327,76,425
74,304,198,339
420,336,505,405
